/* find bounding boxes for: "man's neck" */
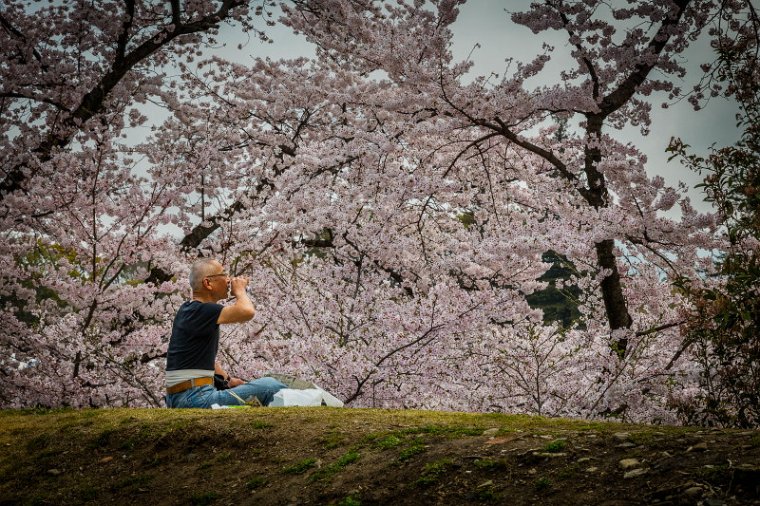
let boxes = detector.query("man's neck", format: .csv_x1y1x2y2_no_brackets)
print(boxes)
191,292,218,304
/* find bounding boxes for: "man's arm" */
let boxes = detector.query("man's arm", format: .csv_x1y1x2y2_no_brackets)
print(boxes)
217,277,255,324
215,362,246,387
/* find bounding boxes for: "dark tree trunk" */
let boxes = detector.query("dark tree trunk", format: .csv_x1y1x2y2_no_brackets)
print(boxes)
583,115,633,356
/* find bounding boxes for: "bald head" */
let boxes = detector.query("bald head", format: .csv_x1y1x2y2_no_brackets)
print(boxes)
189,258,222,292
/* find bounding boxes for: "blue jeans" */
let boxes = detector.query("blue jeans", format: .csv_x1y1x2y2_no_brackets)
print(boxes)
165,377,287,408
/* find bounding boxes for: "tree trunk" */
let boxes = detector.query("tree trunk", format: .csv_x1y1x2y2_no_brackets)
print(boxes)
584,115,633,356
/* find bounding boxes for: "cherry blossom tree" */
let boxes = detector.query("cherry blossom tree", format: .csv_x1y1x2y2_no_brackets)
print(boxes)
139,55,552,409
213,0,748,419
1,0,755,425
0,0,271,406
145,41,702,420
281,0,732,353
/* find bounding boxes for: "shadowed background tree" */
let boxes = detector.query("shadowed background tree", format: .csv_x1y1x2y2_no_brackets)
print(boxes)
670,5,760,426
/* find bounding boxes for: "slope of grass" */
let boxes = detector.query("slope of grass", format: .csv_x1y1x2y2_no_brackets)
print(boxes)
1,407,759,505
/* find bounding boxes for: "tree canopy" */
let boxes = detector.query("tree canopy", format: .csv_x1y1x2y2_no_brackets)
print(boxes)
1,0,757,426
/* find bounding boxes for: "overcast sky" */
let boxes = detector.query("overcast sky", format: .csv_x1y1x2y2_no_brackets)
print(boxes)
448,3,740,213
202,1,740,213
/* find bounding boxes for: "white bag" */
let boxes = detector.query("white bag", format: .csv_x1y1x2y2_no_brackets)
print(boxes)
269,387,344,407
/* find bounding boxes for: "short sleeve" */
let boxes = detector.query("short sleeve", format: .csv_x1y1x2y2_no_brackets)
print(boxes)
200,302,224,324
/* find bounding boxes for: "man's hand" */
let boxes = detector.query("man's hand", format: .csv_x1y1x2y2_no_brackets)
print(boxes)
229,377,246,387
229,276,249,297
218,277,255,324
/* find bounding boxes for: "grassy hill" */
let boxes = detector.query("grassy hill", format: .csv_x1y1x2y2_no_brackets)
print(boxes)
1,407,759,505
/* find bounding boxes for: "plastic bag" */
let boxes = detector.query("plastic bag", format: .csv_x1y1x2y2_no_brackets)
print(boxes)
269,387,344,407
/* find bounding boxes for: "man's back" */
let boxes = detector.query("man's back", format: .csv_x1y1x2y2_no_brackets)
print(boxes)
166,300,223,372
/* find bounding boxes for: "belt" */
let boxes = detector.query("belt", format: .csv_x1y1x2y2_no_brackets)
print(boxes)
166,376,213,394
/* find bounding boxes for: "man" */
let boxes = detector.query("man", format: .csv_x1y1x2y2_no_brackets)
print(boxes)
165,258,286,408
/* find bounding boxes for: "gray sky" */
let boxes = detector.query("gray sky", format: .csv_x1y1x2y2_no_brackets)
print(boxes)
203,1,740,213
447,3,739,212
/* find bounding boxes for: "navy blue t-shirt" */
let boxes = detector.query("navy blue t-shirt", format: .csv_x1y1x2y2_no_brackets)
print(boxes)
166,301,224,371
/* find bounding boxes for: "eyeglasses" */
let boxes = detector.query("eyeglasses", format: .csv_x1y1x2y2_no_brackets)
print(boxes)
205,273,228,280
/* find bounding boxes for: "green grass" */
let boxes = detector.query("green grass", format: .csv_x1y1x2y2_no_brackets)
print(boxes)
399,424,483,437
398,441,427,461
245,476,268,490
190,491,219,505
336,450,361,466
320,430,346,449
373,434,402,449
26,434,52,452
474,458,509,471
362,424,480,463
474,486,498,502
542,439,567,453
310,450,361,482
90,428,119,449
1,407,743,506
534,477,553,492
416,458,457,486
283,457,318,475
696,464,732,484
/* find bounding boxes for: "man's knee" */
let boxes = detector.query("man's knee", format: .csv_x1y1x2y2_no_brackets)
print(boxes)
251,377,288,392
242,377,286,406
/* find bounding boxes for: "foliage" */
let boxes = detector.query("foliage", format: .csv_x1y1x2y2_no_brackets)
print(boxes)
309,450,361,481
416,458,457,486
526,251,582,328
245,476,268,489
542,439,567,453
670,11,760,427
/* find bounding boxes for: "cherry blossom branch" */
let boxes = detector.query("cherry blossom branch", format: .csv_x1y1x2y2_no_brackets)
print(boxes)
491,117,578,184
552,0,601,100
0,12,47,69
0,0,251,200
635,320,686,337
597,0,690,115
440,131,500,179
115,0,136,62
0,91,70,111
435,64,578,184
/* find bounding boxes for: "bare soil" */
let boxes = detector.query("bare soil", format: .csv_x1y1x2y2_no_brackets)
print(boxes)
0,408,759,505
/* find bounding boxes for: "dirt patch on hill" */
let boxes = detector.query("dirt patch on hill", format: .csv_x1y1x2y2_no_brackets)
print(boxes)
1,408,759,505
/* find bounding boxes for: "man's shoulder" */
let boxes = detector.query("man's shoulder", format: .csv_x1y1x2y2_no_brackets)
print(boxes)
177,300,224,318
181,300,224,309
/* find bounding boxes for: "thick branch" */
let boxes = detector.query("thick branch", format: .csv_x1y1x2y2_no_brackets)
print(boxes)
636,320,685,337
1,0,249,200
491,117,578,183
115,0,136,62
598,0,691,115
